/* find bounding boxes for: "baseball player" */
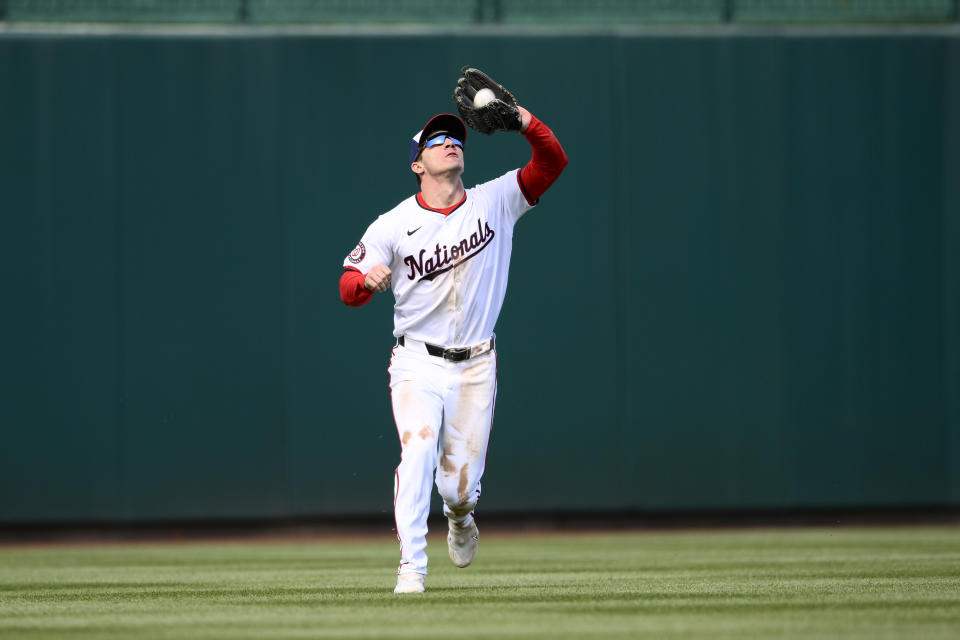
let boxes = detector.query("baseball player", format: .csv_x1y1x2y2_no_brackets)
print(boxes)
339,68,567,594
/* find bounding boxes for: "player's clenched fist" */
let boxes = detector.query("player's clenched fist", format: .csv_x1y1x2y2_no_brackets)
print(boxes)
364,264,392,293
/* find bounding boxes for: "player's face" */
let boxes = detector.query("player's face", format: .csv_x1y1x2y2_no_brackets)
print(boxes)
418,132,464,176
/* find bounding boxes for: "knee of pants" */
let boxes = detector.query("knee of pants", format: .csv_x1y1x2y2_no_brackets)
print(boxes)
436,470,477,516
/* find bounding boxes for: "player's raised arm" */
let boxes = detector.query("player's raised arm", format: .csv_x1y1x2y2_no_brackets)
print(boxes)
515,106,567,205
454,68,567,205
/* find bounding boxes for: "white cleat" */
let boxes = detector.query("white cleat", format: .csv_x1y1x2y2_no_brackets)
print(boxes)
447,518,479,568
394,572,425,594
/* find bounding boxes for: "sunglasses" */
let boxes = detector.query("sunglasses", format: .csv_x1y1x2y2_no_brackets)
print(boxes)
423,134,463,149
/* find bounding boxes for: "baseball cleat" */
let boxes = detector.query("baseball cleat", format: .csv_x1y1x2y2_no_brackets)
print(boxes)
447,518,479,568
394,572,425,594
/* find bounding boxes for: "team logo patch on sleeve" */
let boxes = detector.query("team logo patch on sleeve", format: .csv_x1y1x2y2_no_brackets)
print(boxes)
348,242,366,264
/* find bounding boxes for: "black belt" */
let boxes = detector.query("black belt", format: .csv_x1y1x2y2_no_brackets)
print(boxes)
397,335,494,362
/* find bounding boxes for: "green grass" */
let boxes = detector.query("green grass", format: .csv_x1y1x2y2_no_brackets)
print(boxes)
1,526,959,639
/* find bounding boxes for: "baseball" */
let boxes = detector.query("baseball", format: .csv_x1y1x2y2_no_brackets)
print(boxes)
473,88,495,108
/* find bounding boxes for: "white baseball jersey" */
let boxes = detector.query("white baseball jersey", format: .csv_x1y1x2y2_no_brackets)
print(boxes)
344,169,533,348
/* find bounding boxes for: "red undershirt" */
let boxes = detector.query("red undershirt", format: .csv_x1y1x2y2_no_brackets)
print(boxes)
340,114,567,307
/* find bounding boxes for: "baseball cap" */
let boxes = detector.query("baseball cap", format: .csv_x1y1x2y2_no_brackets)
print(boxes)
409,113,467,164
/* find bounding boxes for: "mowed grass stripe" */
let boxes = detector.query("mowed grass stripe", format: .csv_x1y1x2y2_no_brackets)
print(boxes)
0,526,958,639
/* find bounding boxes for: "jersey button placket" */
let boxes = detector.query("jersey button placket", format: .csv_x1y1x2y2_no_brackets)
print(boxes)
454,266,463,344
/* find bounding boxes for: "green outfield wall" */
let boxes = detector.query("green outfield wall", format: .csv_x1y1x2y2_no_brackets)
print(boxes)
1,28,958,523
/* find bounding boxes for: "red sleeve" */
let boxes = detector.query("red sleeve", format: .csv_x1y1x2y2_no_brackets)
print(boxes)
340,267,373,307
517,114,568,206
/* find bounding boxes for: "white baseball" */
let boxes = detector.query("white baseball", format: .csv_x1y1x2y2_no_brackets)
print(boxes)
473,88,495,108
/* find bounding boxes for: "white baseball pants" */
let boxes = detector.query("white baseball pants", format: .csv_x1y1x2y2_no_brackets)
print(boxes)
388,341,497,575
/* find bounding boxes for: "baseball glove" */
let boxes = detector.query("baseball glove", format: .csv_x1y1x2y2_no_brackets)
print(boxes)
454,67,522,135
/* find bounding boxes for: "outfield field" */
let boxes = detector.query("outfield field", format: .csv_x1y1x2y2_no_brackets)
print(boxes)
1,525,958,639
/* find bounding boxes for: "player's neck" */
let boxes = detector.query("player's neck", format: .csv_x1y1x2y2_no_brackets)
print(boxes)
419,176,465,210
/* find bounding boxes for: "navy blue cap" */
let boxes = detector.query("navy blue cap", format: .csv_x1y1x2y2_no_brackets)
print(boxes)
409,113,467,165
